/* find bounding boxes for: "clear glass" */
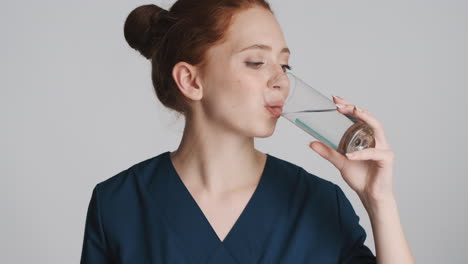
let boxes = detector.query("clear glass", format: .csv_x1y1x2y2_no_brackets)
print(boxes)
264,72,375,155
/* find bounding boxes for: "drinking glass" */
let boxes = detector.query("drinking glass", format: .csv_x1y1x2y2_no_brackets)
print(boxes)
265,72,376,154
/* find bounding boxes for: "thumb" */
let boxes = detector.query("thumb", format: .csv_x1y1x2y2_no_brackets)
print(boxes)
309,141,345,170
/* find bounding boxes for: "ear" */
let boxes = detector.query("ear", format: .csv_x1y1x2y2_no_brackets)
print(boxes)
172,62,203,101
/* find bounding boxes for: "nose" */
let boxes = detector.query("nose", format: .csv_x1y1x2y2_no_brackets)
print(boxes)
264,69,290,107
268,69,289,91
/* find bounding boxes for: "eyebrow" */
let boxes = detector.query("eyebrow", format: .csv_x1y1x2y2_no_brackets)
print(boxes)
238,44,291,55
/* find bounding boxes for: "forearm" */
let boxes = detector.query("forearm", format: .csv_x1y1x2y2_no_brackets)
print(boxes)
360,194,416,264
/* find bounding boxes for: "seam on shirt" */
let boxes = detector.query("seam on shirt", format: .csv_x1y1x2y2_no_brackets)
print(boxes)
267,166,304,263
334,184,345,263
94,183,111,260
334,184,343,234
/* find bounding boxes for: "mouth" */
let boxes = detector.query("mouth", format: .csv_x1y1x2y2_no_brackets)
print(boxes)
265,105,283,118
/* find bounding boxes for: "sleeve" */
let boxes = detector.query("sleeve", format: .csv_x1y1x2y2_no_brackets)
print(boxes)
80,184,110,264
334,184,377,264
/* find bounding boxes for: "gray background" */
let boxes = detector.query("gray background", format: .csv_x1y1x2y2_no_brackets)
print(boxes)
2,0,467,263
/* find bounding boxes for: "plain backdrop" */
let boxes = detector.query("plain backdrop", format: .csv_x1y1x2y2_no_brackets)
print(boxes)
2,0,467,263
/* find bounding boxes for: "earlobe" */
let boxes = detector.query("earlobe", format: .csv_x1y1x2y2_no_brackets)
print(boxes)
172,62,203,101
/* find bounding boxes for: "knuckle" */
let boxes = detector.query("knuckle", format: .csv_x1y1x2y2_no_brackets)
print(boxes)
375,119,383,128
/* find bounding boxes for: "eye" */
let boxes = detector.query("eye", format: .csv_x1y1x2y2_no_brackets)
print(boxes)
245,62,264,69
281,64,292,72
245,62,293,72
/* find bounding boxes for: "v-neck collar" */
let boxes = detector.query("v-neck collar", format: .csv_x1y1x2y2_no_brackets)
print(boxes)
167,151,270,245
149,151,290,263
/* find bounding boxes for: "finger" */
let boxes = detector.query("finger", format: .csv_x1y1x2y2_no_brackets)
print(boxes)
332,96,390,149
335,104,389,149
346,148,394,164
309,141,346,171
344,113,360,123
332,96,361,123
332,95,353,105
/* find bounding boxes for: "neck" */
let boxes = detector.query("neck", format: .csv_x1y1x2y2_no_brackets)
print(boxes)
169,113,266,195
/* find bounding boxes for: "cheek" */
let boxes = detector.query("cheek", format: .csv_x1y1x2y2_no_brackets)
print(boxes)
230,78,263,113
202,78,245,118
203,77,277,136
206,78,263,124
223,80,255,116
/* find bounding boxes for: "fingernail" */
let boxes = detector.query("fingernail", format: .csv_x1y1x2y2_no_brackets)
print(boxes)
345,152,354,157
355,106,362,112
336,103,345,108
332,95,342,99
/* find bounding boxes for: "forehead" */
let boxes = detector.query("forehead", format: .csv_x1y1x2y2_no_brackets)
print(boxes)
224,7,288,55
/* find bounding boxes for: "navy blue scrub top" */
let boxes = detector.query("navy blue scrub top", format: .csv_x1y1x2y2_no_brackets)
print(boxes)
80,151,376,263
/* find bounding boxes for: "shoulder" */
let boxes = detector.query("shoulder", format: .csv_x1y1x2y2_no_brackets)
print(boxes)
268,154,346,231
91,151,169,203
272,155,361,228
267,153,339,196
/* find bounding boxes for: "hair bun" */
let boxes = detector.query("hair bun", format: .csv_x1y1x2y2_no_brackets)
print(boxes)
124,4,174,59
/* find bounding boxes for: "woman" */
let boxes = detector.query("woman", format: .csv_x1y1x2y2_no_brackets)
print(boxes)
80,0,415,263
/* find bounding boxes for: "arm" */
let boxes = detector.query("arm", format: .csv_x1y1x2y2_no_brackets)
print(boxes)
359,194,415,264
310,95,416,263
80,184,110,264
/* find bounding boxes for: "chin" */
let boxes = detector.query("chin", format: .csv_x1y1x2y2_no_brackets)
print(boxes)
252,119,278,138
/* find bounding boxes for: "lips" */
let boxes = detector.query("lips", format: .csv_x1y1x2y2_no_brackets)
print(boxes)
265,105,283,118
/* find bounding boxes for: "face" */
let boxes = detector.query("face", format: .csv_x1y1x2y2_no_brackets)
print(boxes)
197,6,291,138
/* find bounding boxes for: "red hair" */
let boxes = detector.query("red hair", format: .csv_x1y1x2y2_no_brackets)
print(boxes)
124,0,273,115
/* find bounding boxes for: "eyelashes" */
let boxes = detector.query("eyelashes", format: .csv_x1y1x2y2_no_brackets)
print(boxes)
245,62,292,72
282,64,292,72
